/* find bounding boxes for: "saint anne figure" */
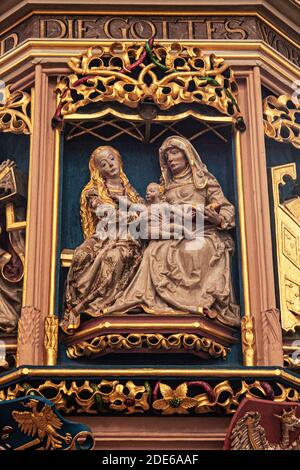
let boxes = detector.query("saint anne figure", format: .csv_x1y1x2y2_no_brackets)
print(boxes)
61,146,143,334
107,136,240,327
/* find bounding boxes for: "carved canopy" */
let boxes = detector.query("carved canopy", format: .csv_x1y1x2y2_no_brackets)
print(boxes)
53,41,245,130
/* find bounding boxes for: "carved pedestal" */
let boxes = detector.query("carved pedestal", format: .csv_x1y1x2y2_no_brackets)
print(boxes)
65,315,238,361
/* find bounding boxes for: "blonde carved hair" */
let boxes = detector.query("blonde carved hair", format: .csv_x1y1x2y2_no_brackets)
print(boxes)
80,146,140,239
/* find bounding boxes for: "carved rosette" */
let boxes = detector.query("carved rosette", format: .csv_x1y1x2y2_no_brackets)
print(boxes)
54,43,245,129
263,95,300,148
0,86,32,135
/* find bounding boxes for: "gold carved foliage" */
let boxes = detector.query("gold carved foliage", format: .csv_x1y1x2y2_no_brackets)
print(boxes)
0,86,31,135
263,95,300,149
54,43,243,126
0,379,299,416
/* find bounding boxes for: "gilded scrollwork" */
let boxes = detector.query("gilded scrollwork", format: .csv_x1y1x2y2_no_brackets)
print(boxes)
284,354,300,370
0,379,298,416
0,86,31,135
66,333,229,360
54,42,244,129
101,380,150,414
263,95,300,149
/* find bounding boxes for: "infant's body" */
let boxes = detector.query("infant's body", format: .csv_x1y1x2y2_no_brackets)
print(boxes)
144,183,194,240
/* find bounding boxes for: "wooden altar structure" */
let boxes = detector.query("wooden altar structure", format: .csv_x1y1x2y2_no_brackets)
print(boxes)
0,0,300,450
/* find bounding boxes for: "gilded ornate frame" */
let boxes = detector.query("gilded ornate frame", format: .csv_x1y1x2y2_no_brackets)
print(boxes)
44,41,252,367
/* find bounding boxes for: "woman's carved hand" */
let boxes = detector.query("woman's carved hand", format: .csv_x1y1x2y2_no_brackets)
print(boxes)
204,206,223,227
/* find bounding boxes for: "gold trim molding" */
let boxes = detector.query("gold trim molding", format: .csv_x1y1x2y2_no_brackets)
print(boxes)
263,95,300,149
0,40,299,87
1,367,300,388
0,86,31,135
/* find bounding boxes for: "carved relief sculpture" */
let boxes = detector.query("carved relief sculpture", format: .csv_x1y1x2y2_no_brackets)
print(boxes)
0,396,94,450
0,160,27,333
57,44,242,359
107,136,240,327
62,137,240,347
61,146,144,334
225,399,300,451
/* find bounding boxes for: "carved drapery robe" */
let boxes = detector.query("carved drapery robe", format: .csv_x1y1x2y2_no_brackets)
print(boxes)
61,144,144,335
0,161,26,333
107,136,240,327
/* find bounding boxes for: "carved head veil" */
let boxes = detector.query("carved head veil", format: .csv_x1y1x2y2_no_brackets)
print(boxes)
80,146,140,240
159,136,208,190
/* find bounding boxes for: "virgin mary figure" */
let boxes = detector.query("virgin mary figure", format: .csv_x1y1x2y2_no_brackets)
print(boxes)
61,145,144,334
107,136,240,327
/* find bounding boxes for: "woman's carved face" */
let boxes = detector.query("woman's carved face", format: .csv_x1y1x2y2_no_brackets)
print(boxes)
165,146,188,176
95,150,121,179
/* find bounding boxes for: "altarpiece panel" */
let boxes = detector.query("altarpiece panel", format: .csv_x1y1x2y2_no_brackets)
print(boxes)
0,2,300,449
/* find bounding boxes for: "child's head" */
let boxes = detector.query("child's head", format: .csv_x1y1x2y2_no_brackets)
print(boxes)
146,183,162,204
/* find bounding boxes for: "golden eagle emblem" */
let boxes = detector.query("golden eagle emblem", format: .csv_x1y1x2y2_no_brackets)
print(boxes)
12,399,72,450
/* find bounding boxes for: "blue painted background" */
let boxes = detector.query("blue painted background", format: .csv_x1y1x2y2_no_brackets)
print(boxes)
0,133,30,175
57,125,243,366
